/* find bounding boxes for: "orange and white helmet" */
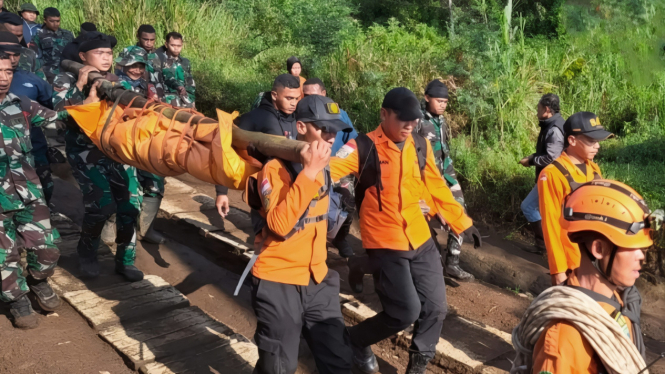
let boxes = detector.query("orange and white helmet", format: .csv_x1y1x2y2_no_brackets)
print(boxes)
563,179,654,249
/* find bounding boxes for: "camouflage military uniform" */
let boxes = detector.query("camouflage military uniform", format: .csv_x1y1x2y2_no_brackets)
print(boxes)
53,72,142,266
18,47,44,79
0,93,66,302
31,27,74,84
156,46,195,108
115,45,164,99
115,51,165,198
415,109,465,206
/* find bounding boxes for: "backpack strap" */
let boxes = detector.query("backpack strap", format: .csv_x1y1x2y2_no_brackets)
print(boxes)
354,133,383,213
551,160,583,192
412,132,428,182
552,160,601,192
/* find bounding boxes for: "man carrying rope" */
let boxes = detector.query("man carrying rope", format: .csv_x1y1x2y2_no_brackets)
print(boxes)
512,179,655,374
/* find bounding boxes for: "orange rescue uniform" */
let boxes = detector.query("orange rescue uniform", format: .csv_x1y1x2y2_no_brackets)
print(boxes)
330,125,472,251
538,152,602,275
251,159,329,286
532,271,633,374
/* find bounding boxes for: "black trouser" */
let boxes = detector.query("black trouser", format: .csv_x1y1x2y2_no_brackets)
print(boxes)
251,270,352,374
348,239,447,359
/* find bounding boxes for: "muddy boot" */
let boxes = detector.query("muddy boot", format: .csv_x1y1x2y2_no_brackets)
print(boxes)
524,221,546,254
9,295,39,329
115,263,144,282
138,196,167,244
79,257,100,278
445,234,474,281
28,278,61,312
348,255,365,294
351,341,379,374
405,352,430,374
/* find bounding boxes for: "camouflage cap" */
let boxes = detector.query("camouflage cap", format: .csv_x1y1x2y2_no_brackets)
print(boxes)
114,47,148,67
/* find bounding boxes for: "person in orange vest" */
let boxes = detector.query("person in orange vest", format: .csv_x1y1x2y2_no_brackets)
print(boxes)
538,112,612,285
330,87,481,374
248,94,353,374
520,180,653,374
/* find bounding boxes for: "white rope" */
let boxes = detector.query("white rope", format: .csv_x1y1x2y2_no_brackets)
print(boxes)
510,286,647,374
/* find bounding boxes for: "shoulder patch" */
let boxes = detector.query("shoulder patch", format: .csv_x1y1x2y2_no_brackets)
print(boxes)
539,175,547,182
260,178,272,196
336,142,356,159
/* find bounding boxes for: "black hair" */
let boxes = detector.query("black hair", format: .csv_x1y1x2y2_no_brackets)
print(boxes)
137,24,156,37
539,93,560,114
303,77,325,91
165,32,183,43
272,74,300,91
0,52,10,60
286,56,301,74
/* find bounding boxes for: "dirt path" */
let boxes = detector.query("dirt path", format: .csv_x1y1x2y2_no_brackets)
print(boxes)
0,296,134,374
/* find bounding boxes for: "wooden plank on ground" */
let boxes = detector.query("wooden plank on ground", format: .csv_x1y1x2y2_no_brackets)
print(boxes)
140,335,258,374
62,275,189,328
100,307,234,370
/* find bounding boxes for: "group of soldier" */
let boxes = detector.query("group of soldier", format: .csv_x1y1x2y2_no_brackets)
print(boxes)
0,3,656,374
0,3,196,331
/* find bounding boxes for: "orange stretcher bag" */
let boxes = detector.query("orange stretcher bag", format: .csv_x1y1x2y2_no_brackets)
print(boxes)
65,97,259,189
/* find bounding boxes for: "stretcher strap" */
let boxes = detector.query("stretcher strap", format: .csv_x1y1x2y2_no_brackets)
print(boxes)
101,90,132,160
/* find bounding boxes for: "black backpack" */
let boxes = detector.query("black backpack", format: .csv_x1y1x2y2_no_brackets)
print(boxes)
354,133,428,213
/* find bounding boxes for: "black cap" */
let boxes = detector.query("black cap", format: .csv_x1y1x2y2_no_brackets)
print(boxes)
80,22,97,33
563,112,613,141
43,7,60,18
295,95,352,133
0,12,24,26
78,32,117,53
424,79,449,99
382,87,423,121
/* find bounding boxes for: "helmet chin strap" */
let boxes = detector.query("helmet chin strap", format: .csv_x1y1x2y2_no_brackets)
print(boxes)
592,244,619,287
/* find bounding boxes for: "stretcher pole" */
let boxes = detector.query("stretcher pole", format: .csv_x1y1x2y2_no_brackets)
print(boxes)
60,60,306,163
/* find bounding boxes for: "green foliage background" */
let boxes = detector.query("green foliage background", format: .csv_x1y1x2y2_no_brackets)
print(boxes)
7,0,665,269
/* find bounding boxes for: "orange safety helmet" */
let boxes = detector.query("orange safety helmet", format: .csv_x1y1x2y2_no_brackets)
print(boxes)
563,179,654,249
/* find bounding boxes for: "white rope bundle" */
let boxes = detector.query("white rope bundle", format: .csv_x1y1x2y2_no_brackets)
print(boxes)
510,286,647,374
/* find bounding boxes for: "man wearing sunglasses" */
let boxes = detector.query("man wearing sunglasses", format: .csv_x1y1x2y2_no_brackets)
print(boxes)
538,111,613,286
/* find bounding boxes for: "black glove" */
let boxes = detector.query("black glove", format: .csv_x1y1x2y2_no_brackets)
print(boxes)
462,225,482,248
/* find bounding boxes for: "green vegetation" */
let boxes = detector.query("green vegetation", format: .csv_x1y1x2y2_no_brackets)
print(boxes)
8,0,665,270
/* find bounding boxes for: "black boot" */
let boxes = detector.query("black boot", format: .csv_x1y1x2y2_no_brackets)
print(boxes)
28,278,61,312
445,235,474,281
405,352,430,374
351,341,379,374
79,257,100,278
138,196,167,244
347,255,365,294
9,295,39,329
115,263,144,282
524,221,546,254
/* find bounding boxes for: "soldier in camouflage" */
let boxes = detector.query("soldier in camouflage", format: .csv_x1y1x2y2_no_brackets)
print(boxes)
0,32,56,205
0,12,43,77
53,32,144,283
413,79,474,281
156,32,195,108
115,24,164,100
30,7,74,84
115,47,167,244
0,54,69,329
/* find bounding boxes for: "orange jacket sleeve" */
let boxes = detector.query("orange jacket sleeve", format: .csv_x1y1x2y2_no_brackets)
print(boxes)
532,321,599,374
259,161,323,238
538,168,569,275
330,139,360,182
422,141,473,235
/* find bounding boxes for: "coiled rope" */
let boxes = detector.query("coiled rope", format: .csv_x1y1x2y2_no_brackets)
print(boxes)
510,286,647,374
